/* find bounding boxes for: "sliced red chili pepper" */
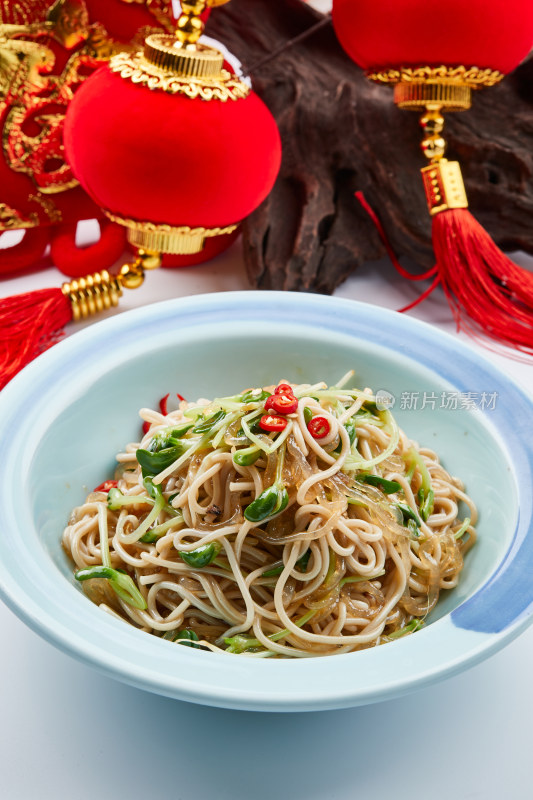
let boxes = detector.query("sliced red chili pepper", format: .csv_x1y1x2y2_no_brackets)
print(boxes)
259,414,288,432
265,393,298,414
94,480,118,493
307,416,331,439
142,421,151,435
274,383,294,396
159,393,186,414
159,393,170,415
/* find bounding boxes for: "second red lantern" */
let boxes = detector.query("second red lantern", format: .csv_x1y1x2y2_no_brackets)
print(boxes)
332,0,533,74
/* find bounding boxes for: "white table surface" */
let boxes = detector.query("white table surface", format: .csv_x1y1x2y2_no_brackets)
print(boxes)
1,234,532,800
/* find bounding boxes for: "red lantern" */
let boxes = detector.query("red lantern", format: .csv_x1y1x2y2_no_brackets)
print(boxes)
333,0,533,74
332,0,533,354
0,0,217,279
64,59,280,238
84,1,210,43
0,0,194,278
0,0,127,276
0,0,281,389
75,1,236,272
62,0,280,264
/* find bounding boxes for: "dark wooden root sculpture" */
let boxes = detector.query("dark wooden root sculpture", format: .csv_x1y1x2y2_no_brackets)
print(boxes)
209,0,533,293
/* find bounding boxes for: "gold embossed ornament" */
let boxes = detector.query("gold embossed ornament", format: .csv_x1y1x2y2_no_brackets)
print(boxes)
332,0,533,354
0,0,192,277
0,0,282,389
0,0,129,276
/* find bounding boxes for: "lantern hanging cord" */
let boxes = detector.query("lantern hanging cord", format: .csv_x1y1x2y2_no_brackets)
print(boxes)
355,192,438,283
354,191,440,313
243,13,332,76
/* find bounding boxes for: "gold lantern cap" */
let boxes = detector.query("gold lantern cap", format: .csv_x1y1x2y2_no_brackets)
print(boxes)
367,65,504,111
108,0,250,102
143,0,231,81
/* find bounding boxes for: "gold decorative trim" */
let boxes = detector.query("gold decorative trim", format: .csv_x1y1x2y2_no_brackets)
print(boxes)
0,1,51,26
367,65,504,111
109,50,250,102
395,81,472,111
144,34,224,79
104,210,239,255
0,202,39,230
0,193,62,230
421,160,468,216
367,65,504,88
28,193,62,223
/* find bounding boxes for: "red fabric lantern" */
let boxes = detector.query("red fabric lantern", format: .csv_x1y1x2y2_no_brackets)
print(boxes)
332,0,533,354
64,67,280,230
333,0,533,74
0,0,215,278
84,1,210,42
0,0,281,389
0,0,180,277
63,0,281,258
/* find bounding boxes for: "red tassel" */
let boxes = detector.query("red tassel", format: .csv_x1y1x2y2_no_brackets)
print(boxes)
356,190,533,354
433,209,533,354
0,288,72,390
50,220,126,278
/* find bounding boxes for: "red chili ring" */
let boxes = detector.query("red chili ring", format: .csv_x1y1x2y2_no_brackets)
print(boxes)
94,480,118,493
259,414,288,432
307,416,331,439
274,383,294,396
265,393,298,415
159,393,170,415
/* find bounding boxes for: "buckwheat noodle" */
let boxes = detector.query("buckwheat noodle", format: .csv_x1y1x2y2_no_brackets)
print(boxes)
62,375,476,658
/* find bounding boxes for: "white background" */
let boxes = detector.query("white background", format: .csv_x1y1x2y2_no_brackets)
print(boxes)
1,232,532,800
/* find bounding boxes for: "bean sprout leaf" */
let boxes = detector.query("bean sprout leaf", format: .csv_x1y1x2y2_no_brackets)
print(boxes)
143,476,163,501
233,446,261,466
244,484,288,523
180,541,221,568
359,474,402,494
224,634,262,654
139,515,184,542
143,476,180,516
388,619,424,639
334,420,357,454
340,569,386,587
192,409,226,435
296,549,311,573
107,487,154,511
454,517,471,540
163,629,202,648
75,566,147,609
240,389,271,403
225,610,317,652
137,444,189,478
418,487,435,522
147,423,194,452
395,502,422,529
262,549,311,577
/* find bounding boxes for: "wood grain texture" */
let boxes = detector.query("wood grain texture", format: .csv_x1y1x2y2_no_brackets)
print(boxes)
209,0,533,293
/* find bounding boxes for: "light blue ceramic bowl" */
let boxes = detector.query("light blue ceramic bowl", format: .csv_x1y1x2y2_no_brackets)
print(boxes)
0,291,532,712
